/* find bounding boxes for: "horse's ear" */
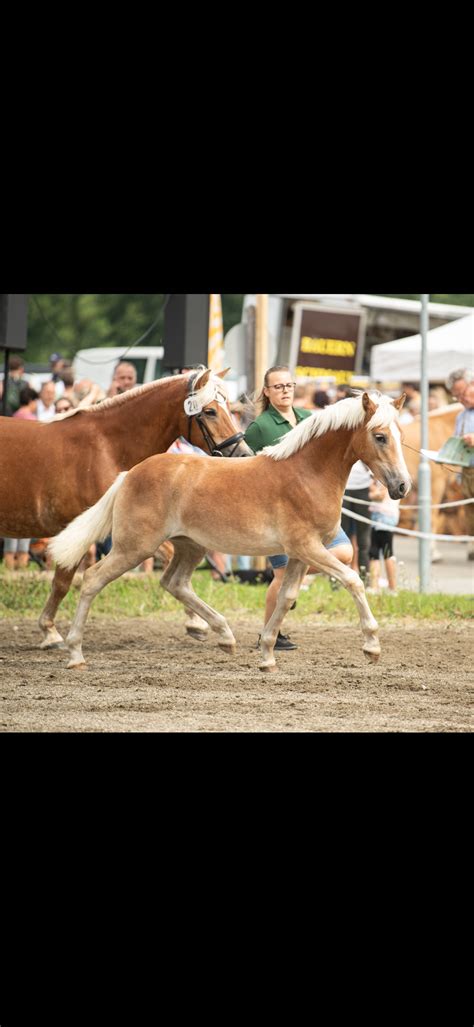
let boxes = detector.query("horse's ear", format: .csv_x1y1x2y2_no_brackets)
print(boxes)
393,393,406,411
216,368,231,380
362,392,377,420
196,368,211,387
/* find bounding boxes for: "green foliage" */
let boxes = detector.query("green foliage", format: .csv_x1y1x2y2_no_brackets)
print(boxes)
0,568,471,621
25,294,167,364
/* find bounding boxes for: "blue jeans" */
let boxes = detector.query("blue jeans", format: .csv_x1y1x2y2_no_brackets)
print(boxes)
269,526,351,569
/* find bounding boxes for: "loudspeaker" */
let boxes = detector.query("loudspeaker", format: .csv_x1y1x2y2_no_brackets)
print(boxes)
163,294,209,370
0,294,28,352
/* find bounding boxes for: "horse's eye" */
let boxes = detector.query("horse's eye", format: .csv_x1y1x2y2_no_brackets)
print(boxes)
203,408,217,418
374,433,387,444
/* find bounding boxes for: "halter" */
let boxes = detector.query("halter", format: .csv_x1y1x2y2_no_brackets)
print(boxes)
184,370,245,457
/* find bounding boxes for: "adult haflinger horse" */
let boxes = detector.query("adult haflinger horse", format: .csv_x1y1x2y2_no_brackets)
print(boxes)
50,391,411,673
0,367,251,648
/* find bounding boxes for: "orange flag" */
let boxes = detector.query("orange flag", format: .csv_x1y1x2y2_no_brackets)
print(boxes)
208,294,225,372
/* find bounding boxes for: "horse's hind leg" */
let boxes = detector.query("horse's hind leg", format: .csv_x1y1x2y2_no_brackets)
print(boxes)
65,547,144,669
162,539,236,652
159,541,208,641
259,559,308,672
38,565,78,649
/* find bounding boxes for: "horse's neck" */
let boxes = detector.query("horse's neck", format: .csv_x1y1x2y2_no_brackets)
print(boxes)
299,428,357,499
102,385,184,462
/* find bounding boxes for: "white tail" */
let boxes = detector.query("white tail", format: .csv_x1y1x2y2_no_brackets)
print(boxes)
49,472,128,570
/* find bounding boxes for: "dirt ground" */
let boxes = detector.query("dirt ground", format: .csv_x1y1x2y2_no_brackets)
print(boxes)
1,615,472,732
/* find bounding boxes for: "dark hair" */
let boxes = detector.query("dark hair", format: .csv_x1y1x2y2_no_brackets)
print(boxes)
8,355,25,373
59,368,75,387
19,385,39,406
313,389,330,409
55,398,73,412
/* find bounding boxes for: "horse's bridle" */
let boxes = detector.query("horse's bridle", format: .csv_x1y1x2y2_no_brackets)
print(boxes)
185,371,245,457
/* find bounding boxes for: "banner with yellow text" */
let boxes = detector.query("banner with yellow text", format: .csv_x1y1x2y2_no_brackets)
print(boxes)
208,294,225,372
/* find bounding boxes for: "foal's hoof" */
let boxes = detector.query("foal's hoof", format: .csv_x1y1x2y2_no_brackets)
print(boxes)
186,628,208,642
363,648,380,663
218,642,236,654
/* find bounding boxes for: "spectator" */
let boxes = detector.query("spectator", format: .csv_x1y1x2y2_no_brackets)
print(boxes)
12,385,39,421
36,381,57,422
293,383,316,409
367,480,400,595
49,353,66,382
55,397,74,415
107,361,137,397
453,380,474,561
244,365,353,651
0,355,29,416
313,390,331,410
340,459,373,583
334,384,354,402
445,368,473,402
2,537,31,572
73,379,106,407
57,368,77,405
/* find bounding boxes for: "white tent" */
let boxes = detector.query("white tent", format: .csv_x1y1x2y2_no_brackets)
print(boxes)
370,313,474,382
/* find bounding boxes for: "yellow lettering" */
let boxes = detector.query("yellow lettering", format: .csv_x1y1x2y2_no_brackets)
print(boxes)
295,366,354,384
300,336,356,357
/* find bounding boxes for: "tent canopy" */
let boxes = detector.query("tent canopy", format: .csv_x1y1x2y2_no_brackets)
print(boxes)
370,313,474,383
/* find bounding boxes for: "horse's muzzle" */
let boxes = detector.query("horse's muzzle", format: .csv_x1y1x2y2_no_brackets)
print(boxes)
388,477,412,499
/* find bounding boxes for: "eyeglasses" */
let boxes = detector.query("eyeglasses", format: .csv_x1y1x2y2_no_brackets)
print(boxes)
267,383,297,392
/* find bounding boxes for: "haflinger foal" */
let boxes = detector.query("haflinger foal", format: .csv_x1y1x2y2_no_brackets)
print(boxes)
49,391,411,673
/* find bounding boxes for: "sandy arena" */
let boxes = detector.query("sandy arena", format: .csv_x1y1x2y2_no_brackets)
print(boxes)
1,615,472,732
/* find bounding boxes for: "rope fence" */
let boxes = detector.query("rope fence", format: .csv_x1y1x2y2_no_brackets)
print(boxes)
341,504,474,543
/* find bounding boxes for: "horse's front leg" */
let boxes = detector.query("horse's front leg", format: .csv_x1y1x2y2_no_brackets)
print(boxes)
259,559,308,672
38,564,78,649
301,544,380,662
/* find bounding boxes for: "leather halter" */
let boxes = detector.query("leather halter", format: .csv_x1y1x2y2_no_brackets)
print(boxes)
186,371,245,457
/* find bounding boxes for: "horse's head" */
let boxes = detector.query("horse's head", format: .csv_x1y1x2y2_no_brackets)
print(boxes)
354,392,412,499
183,367,252,458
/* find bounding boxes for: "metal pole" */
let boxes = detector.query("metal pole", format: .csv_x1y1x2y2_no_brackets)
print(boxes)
418,294,431,590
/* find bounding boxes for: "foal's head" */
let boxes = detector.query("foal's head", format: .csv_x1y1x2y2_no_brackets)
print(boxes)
355,392,412,499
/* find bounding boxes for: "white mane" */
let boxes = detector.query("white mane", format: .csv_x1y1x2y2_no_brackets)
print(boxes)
262,392,399,462
52,369,226,419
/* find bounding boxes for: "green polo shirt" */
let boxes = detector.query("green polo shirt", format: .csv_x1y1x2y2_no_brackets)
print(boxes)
244,404,313,453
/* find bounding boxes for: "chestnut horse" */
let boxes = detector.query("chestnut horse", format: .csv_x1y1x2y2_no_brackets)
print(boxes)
50,391,411,673
400,402,464,556
0,367,251,647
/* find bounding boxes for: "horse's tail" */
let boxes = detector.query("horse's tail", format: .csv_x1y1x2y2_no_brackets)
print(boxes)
49,472,128,570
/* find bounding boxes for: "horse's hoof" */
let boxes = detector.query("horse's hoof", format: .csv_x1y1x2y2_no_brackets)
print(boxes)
186,628,208,642
363,649,380,663
218,642,236,654
40,640,67,651
67,660,87,670
259,662,277,673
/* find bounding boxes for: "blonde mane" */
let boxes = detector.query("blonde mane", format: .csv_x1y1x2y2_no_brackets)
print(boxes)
53,369,225,420
262,392,399,461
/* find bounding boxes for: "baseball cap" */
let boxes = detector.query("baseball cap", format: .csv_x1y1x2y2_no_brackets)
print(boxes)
49,352,63,363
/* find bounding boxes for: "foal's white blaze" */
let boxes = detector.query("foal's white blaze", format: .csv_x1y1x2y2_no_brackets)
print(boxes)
389,420,409,479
